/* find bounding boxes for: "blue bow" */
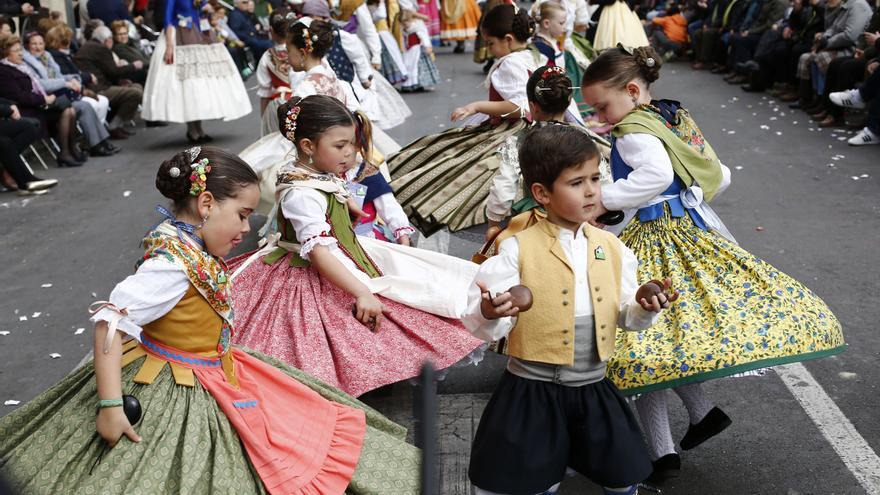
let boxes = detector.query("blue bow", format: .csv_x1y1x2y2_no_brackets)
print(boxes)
152,204,206,249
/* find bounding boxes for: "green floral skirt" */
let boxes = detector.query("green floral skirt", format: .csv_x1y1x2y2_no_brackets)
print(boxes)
0,349,420,494
607,210,845,394
387,119,528,235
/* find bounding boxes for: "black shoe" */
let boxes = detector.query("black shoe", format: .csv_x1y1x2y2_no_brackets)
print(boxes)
197,134,214,144
453,41,465,54
90,142,117,156
741,84,763,92
680,407,732,451
709,65,727,74
73,148,89,163
57,157,84,167
646,453,681,484
727,75,748,84
105,142,121,154
145,120,169,127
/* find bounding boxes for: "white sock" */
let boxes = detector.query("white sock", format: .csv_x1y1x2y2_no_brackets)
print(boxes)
635,390,676,461
673,383,714,425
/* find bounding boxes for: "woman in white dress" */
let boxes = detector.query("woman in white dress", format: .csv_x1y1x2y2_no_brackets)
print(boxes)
142,0,252,143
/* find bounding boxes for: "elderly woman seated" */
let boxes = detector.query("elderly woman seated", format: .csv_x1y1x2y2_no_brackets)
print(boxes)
22,31,120,157
110,20,149,85
0,34,84,167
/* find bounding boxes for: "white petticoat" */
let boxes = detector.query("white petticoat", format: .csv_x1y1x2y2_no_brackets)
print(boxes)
341,71,412,130
142,33,253,123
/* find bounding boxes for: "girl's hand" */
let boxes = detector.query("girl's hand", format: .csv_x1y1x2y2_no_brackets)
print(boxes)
96,406,141,447
588,203,609,228
397,234,411,246
347,197,370,221
164,45,174,65
485,224,502,243
476,281,520,320
354,293,384,331
636,278,680,313
451,103,479,122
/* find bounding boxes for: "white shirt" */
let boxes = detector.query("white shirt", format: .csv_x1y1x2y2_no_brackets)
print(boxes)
338,28,374,84
90,258,190,341
255,45,288,98
462,225,658,342
353,3,383,66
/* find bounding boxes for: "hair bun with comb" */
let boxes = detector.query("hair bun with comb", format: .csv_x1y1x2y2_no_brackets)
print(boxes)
632,46,662,83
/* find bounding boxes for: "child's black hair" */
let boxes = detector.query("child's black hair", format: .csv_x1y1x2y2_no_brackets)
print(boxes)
277,95,356,150
481,4,534,42
286,19,335,58
519,125,600,190
269,7,294,37
526,66,573,115
156,146,259,213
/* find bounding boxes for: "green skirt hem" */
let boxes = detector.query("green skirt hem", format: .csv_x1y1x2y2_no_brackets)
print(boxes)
618,344,847,396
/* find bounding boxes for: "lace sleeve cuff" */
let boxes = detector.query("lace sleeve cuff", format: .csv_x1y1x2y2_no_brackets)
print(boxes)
393,226,416,240
299,233,338,260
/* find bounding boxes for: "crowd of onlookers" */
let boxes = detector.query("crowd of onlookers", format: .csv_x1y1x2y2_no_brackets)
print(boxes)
642,0,880,146
0,0,284,195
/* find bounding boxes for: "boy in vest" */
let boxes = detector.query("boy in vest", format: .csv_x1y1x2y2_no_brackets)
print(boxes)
463,124,677,495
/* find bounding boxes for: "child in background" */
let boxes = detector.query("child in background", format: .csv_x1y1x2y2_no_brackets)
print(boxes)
255,8,293,135
400,8,440,92
464,124,673,495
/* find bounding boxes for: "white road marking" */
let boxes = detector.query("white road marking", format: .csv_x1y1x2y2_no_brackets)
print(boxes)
777,363,880,493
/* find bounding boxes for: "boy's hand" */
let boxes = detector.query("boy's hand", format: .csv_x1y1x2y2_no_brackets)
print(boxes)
476,281,520,320
636,278,680,313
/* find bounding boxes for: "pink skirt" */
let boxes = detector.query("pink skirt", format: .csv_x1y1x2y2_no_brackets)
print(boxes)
228,252,483,396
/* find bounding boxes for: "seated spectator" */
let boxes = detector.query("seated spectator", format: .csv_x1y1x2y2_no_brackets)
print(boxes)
74,25,143,138
0,96,58,194
808,12,880,126
723,0,788,84
209,7,250,78
227,0,272,61
830,57,880,144
793,0,872,110
692,0,741,70
0,0,37,27
23,31,119,156
0,34,84,167
110,19,148,84
0,14,13,35
646,6,689,60
87,0,131,26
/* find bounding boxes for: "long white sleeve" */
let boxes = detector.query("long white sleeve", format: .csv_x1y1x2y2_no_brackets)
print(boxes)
601,133,675,211
280,187,338,259
255,50,274,98
490,51,541,113
90,258,190,341
339,30,374,84
355,4,383,66
373,192,415,237
486,135,521,222
461,237,521,342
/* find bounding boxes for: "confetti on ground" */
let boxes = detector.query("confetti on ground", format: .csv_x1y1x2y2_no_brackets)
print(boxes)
860,174,870,178
839,372,858,380
19,316,27,321
776,131,783,136
769,117,777,121
827,163,835,167
75,327,85,335
735,166,744,170
91,292,97,298
49,353,61,359
720,104,727,108
808,128,815,131
123,191,132,198
41,283,52,288
0,331,9,336
32,312,41,318
851,176,860,181
838,137,847,141
832,156,840,161
4,400,20,406
727,130,736,134
793,121,798,125
760,125,770,130
756,226,765,232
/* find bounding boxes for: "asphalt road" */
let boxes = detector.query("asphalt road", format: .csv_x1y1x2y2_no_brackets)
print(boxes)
1,43,878,495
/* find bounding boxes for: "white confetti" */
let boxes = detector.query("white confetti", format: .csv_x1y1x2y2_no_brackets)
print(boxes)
838,371,858,380
760,125,770,130
32,312,41,318
75,327,85,335
91,292,97,298
49,353,61,359
838,137,847,141
747,104,753,108
775,131,783,136
0,331,9,336
41,283,52,288
769,117,777,121
827,163,835,167
735,166,744,170
123,190,132,198
18,316,26,321
779,112,786,117
727,130,736,134
808,128,815,131
851,176,860,181
4,400,20,406
731,97,739,101
860,174,870,178
792,121,798,125
720,104,727,108
752,112,757,116
832,156,840,160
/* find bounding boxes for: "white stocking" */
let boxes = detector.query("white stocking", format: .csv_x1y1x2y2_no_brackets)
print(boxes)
672,383,714,425
635,390,676,461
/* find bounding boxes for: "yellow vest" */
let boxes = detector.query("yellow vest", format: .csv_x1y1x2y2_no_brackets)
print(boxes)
508,219,622,365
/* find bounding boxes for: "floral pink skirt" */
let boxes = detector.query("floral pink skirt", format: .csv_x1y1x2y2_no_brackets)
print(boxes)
228,252,483,396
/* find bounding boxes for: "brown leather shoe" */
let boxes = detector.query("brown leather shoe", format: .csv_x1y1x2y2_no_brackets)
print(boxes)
811,111,828,121
817,115,839,127
778,92,799,102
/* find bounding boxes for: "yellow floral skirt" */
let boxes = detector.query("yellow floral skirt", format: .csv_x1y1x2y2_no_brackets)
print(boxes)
607,209,845,394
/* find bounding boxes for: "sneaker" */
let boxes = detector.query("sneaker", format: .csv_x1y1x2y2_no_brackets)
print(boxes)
17,188,49,196
829,89,865,109
848,127,880,146
26,178,59,191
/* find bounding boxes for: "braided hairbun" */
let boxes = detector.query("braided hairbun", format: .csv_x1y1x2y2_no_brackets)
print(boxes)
156,151,194,202
511,7,535,42
633,46,662,83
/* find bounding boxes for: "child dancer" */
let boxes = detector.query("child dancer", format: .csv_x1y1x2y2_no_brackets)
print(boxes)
366,0,410,86
389,4,579,235
228,95,483,397
592,0,649,51
484,65,611,250
0,146,420,493
256,9,294,136
464,125,674,495
400,8,440,92
440,0,482,53
581,45,844,481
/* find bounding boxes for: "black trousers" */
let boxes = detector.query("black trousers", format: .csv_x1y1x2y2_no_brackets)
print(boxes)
693,27,723,64
859,68,880,133
0,117,40,188
824,56,867,117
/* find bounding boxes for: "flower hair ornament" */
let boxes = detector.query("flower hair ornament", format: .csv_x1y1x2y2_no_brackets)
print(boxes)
284,105,302,141
617,42,655,67
535,66,577,93
189,158,211,196
301,27,318,53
